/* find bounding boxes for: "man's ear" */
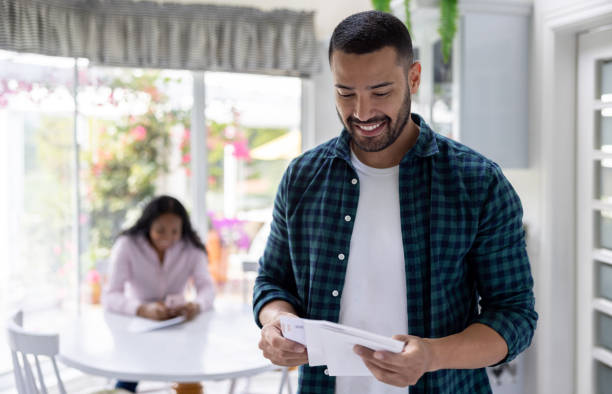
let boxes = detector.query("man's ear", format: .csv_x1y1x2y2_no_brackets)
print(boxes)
408,62,422,95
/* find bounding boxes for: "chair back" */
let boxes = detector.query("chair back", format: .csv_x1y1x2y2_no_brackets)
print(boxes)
6,310,66,394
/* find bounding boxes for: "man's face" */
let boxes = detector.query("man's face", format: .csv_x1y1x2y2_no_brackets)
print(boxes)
331,46,417,153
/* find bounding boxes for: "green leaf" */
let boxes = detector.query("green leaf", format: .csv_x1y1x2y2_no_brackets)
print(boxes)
404,0,412,35
371,0,391,12
438,0,458,64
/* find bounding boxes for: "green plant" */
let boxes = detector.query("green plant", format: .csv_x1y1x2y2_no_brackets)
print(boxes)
371,0,458,64
371,0,391,12
82,71,185,265
439,0,458,63
404,0,412,35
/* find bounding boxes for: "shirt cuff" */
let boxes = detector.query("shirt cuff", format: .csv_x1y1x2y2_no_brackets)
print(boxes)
124,298,141,316
252,290,303,328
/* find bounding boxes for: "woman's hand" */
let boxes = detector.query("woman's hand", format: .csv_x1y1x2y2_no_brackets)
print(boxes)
137,301,174,320
170,302,200,320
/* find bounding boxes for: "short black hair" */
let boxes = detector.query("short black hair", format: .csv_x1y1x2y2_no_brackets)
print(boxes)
328,10,413,66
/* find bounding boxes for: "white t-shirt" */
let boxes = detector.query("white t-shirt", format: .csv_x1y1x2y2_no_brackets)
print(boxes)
335,151,409,394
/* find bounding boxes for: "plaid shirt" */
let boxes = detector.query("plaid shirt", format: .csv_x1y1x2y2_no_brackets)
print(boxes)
253,114,537,394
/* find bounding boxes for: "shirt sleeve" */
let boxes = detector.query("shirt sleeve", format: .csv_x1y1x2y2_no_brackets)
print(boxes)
252,166,304,327
191,249,216,312
468,163,538,365
101,236,141,316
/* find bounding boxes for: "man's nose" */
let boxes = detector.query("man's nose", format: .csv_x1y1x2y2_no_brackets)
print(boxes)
353,95,373,121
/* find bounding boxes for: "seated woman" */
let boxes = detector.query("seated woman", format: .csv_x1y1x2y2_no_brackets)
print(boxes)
102,195,215,392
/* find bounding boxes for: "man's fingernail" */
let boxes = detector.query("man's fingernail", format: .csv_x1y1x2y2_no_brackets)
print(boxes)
374,352,384,360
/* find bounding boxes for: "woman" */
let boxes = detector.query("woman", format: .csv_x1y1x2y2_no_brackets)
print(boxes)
102,195,215,392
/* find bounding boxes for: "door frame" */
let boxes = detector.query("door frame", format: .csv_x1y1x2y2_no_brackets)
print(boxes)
538,1,612,394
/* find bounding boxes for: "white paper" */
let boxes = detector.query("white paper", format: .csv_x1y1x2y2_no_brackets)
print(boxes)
127,315,186,333
279,317,405,376
321,329,371,376
303,321,327,366
279,315,306,346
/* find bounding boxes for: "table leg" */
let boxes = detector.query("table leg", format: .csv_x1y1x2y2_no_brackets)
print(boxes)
172,382,204,394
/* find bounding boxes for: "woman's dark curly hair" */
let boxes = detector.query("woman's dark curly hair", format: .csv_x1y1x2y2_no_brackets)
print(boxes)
120,195,206,252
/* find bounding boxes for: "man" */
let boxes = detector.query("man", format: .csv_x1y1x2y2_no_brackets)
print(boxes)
253,10,537,394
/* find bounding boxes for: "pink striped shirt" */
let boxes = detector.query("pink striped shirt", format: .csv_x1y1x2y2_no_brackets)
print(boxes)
102,235,215,315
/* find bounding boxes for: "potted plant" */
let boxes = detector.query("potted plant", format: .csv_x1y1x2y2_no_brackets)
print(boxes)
371,0,458,63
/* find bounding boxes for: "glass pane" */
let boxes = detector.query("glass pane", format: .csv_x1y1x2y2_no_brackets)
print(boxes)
432,40,455,139
0,50,76,372
597,361,612,394
77,65,193,301
598,210,612,250
597,312,612,352
597,110,612,152
203,72,301,298
597,160,612,202
599,262,612,301
601,60,612,101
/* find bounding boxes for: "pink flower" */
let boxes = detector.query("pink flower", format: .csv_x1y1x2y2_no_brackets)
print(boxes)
87,269,100,284
182,153,191,164
130,125,147,141
224,125,237,139
232,140,250,160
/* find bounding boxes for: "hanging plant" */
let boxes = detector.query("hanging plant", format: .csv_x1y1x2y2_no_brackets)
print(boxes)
371,0,458,64
438,0,458,63
371,0,391,12
404,0,412,35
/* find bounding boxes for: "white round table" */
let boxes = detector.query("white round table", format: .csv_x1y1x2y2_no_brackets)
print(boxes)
57,304,281,393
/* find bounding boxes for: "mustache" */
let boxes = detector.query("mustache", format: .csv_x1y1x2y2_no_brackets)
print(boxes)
348,115,389,125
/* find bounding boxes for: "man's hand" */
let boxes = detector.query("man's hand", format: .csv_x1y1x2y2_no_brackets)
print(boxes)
137,301,176,321
170,302,200,320
354,334,434,387
258,312,308,367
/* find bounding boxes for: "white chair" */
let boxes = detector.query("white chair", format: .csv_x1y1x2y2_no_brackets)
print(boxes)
7,310,67,394
6,310,127,394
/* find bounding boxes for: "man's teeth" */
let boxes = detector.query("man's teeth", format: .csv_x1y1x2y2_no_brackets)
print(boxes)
358,122,383,131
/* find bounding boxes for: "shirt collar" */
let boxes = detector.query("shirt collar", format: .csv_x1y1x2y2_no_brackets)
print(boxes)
329,113,439,164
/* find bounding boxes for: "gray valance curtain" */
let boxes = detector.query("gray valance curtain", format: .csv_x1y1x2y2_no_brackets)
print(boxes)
0,0,320,76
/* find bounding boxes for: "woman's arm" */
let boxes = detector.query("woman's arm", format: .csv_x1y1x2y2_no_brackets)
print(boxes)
191,250,216,312
102,237,141,315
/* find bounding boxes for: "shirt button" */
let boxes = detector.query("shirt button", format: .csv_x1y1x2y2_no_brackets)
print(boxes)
344,215,351,222
338,253,345,261
324,368,329,375
351,178,358,185
332,290,339,297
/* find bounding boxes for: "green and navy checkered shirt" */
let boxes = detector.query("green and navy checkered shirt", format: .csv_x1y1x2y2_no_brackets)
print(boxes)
253,114,537,394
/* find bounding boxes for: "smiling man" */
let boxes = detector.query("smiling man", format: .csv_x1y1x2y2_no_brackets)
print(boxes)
253,10,537,394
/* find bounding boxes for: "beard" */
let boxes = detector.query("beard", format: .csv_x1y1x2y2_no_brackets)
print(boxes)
338,89,412,153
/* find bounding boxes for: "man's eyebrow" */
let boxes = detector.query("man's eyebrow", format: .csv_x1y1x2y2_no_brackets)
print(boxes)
368,82,393,89
334,82,394,90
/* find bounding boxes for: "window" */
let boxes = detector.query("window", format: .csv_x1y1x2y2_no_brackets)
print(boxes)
0,50,76,372
203,72,301,296
77,66,194,286
0,49,303,372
